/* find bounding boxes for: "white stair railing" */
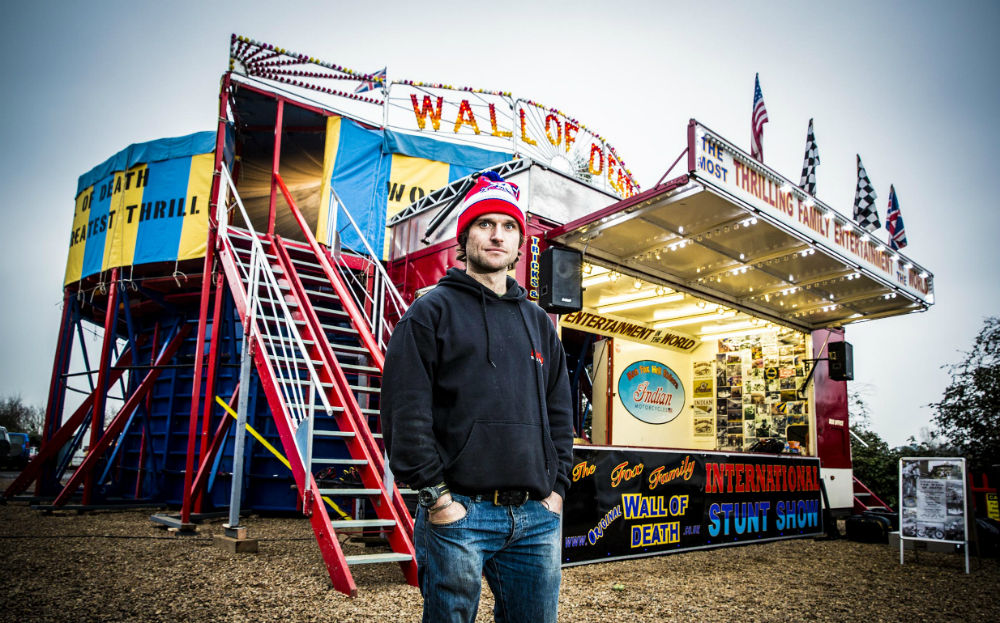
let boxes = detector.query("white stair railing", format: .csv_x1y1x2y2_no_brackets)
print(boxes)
328,189,408,351
217,166,333,478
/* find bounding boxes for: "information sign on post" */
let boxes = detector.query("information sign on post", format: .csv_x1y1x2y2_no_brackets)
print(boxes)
899,457,969,574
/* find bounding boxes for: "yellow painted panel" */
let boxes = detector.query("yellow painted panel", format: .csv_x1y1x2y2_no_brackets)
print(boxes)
177,153,215,261
316,116,342,246
64,188,94,286
384,154,450,256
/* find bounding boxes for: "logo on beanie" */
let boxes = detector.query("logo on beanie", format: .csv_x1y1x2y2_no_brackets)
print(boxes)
477,181,520,201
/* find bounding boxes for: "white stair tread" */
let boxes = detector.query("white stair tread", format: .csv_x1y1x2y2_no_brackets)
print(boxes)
345,553,413,565
314,430,355,438
313,458,368,466
321,323,359,335
331,519,396,529
307,290,340,301
318,487,381,496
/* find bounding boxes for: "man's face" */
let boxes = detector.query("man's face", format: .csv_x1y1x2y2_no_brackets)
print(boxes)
464,213,521,275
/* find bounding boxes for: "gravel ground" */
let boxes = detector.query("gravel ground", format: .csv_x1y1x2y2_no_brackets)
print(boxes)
1,479,997,623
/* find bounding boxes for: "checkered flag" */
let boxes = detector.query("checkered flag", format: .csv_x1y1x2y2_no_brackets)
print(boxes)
853,155,881,232
799,118,819,195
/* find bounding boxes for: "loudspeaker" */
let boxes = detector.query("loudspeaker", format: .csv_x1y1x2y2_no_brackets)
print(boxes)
828,341,854,381
539,247,582,314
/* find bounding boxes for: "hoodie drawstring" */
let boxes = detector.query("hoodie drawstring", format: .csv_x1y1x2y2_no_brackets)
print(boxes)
516,301,552,477
480,288,496,368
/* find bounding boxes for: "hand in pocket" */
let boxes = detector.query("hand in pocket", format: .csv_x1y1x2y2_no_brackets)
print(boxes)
428,496,468,525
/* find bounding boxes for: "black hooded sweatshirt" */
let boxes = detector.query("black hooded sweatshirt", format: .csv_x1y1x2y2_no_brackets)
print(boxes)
381,267,574,500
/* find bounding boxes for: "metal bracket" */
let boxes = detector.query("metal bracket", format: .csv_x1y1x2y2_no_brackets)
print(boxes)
797,357,827,400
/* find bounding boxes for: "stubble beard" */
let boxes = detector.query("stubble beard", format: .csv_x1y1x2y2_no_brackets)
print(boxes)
466,244,516,276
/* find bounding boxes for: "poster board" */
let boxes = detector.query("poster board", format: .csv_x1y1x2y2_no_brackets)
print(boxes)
899,457,969,573
562,446,822,566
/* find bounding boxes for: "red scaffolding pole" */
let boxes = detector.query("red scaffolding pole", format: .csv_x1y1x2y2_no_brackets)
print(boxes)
83,270,119,505
54,325,192,508
194,271,226,513
180,72,231,526
36,291,74,495
5,343,138,500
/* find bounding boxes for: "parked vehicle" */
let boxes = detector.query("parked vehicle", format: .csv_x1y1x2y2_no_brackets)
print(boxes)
0,428,30,470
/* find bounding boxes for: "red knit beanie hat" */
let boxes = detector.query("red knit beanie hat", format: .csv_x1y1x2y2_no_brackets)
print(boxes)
456,171,526,241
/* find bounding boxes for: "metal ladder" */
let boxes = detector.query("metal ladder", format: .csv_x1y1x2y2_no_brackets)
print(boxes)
215,168,416,596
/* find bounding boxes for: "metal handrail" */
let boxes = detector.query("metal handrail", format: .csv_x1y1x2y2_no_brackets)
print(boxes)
217,166,332,471
328,189,408,350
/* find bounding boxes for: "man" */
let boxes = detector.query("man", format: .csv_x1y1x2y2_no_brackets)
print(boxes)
381,171,574,623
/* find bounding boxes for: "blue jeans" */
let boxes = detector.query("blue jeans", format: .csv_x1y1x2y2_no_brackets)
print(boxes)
414,493,562,623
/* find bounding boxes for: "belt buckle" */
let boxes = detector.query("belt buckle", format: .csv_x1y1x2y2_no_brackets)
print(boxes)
493,490,527,506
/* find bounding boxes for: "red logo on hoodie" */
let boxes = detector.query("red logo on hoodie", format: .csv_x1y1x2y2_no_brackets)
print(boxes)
531,350,544,365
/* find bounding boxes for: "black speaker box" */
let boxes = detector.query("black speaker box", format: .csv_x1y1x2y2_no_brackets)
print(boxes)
828,341,854,381
539,247,582,314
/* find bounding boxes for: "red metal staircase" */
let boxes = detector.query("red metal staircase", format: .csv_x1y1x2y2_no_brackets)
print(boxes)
853,475,893,515
214,168,416,596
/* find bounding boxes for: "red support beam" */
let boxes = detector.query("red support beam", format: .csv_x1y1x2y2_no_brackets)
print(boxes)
180,72,231,524
194,271,227,513
36,291,75,495
4,345,137,499
190,384,239,508
53,325,192,508
84,269,119,505
181,257,215,523
267,99,284,237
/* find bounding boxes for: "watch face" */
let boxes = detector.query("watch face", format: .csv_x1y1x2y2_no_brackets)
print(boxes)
418,488,437,507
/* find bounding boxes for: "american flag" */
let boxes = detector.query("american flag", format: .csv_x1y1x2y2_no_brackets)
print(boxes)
354,67,386,94
886,184,907,249
751,74,769,162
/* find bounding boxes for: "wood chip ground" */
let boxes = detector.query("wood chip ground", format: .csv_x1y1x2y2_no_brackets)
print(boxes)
2,479,997,622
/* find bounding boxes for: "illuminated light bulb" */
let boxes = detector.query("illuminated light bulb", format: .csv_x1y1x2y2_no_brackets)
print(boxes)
860,234,869,243
740,267,748,274
609,271,620,282
678,226,685,233
717,306,727,315
788,275,794,281
740,253,745,260
633,278,643,289
583,262,593,274
920,271,928,278
697,301,707,309
904,263,913,270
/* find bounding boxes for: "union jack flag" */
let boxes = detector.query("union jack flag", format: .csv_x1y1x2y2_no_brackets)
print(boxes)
354,67,386,94
886,184,907,250
751,74,769,162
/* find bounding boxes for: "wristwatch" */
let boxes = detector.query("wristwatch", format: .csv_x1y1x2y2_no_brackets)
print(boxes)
418,482,450,508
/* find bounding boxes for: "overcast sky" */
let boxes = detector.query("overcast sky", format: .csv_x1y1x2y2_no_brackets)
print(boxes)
1,1,997,446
